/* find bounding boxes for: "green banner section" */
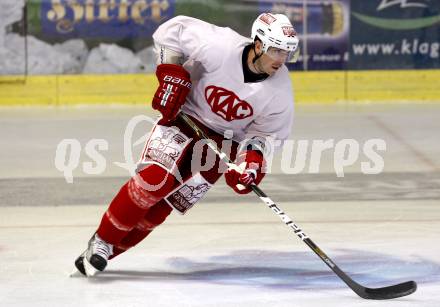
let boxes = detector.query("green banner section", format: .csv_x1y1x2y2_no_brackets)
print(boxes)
350,0,440,69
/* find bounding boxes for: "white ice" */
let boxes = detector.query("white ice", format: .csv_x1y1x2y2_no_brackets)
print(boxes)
0,105,439,307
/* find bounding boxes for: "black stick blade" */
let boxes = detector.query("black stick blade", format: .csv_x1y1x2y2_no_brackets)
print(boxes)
359,281,417,300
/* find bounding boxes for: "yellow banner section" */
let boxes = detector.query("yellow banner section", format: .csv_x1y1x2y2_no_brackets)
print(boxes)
0,70,439,106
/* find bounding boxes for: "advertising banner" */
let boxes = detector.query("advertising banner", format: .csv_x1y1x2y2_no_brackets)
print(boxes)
5,0,439,73
27,0,175,51
258,0,350,70
350,0,440,69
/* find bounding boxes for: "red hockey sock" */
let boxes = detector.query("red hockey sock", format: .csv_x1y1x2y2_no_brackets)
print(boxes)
97,165,175,246
109,200,173,259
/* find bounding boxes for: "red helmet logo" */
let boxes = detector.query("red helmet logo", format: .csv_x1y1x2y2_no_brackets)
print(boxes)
205,86,253,122
282,26,297,37
259,13,276,25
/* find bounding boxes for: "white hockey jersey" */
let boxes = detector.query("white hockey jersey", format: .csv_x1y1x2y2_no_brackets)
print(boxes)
152,16,294,148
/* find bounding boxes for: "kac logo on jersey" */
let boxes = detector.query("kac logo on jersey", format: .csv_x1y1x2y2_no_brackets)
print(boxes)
205,85,253,122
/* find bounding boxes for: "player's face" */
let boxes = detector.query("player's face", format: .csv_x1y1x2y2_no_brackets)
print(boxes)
254,42,285,75
259,52,284,75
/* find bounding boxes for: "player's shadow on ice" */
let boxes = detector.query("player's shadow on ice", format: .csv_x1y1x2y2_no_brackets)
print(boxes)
97,249,440,290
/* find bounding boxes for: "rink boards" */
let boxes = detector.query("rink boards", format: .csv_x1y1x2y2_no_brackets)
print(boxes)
0,69,439,105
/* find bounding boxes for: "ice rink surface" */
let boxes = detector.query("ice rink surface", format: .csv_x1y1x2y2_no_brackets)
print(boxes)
1,105,439,307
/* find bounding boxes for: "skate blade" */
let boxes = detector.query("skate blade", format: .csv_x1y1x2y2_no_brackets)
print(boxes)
83,257,99,277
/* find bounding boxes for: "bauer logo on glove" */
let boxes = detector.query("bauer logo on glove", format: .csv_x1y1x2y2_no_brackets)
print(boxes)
163,75,192,89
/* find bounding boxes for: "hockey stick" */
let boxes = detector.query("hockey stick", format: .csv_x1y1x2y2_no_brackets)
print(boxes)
178,112,417,300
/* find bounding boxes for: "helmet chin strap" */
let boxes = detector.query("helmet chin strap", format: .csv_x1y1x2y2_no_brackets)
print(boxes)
252,44,263,63
251,44,265,73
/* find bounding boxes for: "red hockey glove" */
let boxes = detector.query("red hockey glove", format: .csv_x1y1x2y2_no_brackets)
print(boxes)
152,64,192,122
225,150,265,194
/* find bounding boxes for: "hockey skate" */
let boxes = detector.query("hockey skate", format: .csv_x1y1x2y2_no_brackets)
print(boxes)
74,234,113,277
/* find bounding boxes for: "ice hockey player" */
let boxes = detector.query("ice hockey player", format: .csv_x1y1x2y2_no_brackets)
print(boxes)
74,12,299,276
